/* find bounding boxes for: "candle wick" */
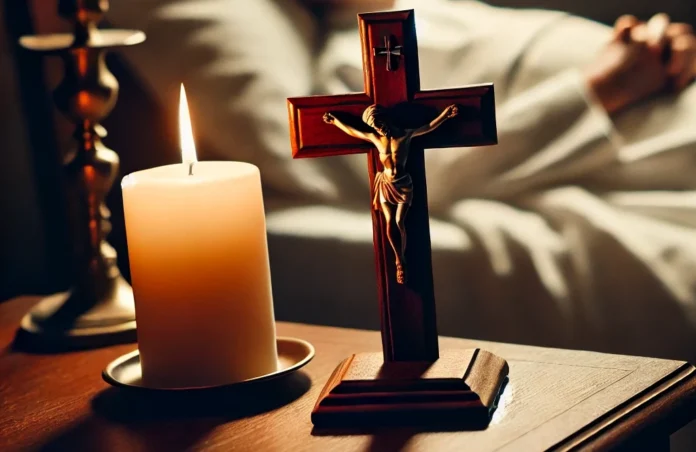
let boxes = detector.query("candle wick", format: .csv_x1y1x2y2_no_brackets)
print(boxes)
188,162,194,176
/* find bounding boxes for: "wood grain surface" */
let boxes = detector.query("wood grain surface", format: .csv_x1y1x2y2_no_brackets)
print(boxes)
311,349,508,428
1,296,695,451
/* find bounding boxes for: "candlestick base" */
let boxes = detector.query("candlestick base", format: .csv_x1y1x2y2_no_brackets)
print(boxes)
102,337,315,392
15,275,136,351
311,349,509,429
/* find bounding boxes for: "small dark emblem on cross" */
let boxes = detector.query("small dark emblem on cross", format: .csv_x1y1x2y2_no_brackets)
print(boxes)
373,35,403,71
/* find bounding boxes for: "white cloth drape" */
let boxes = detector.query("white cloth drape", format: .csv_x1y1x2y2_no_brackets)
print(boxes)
108,0,696,360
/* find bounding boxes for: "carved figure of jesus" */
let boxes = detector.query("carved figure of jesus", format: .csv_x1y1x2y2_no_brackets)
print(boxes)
323,104,459,284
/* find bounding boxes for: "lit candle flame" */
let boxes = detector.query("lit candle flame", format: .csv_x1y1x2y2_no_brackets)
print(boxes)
179,84,197,173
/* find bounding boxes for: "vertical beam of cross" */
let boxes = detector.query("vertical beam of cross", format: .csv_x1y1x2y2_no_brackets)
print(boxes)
360,11,439,361
287,10,497,362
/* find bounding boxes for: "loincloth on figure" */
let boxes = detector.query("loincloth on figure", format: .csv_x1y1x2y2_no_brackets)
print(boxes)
372,171,413,210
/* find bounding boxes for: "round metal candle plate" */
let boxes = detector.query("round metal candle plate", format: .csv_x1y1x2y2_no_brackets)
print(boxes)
102,337,314,391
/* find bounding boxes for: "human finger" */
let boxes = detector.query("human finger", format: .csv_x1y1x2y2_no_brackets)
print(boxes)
630,23,651,44
662,23,693,66
614,14,639,42
646,13,669,49
666,31,691,76
665,22,693,38
673,34,696,89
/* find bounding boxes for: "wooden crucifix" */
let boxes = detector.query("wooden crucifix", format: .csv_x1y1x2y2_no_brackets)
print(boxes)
288,10,508,428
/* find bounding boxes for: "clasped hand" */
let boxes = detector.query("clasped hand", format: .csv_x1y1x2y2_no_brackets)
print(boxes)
586,13,696,114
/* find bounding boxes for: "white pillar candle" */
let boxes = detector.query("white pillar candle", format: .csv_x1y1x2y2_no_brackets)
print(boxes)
120,86,277,388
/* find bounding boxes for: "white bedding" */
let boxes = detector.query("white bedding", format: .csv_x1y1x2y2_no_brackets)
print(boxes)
107,0,696,361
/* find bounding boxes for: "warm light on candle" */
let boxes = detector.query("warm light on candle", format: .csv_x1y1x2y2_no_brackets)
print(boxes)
179,84,197,167
121,86,278,388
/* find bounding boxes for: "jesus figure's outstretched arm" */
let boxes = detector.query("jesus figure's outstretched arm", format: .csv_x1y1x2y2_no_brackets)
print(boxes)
412,104,459,137
323,112,373,142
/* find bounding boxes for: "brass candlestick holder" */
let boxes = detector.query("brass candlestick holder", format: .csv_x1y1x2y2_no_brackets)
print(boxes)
16,0,145,350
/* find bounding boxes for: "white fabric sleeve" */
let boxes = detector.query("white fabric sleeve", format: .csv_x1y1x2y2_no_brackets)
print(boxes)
426,69,622,211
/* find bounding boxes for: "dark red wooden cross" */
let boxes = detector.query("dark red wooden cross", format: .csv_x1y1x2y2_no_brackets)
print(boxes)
287,10,497,362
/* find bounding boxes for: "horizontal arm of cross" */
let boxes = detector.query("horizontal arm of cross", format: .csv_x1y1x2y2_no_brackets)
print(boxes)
288,84,497,160
287,93,374,159
406,84,497,150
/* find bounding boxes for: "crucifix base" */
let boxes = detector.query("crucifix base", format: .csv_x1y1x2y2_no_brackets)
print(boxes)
312,349,509,429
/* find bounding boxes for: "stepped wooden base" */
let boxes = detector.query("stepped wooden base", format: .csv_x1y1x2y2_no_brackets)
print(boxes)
312,348,509,429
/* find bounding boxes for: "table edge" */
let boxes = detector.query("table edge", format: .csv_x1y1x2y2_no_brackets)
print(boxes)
552,362,696,450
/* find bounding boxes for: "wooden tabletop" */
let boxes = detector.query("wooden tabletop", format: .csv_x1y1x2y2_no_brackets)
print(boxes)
1,296,695,451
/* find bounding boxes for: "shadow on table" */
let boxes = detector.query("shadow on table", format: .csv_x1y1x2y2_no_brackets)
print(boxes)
34,371,311,451
92,371,312,421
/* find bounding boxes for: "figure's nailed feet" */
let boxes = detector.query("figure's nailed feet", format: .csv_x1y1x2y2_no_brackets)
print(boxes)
396,264,406,284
